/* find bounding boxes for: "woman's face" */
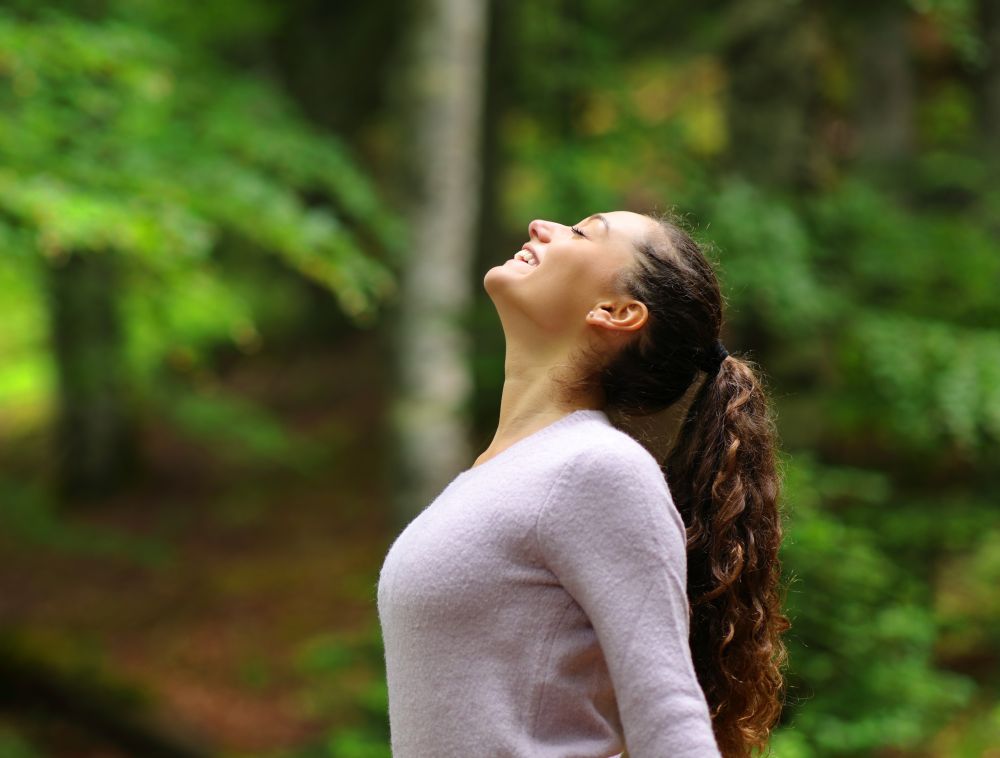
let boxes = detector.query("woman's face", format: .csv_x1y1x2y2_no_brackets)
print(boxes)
484,210,655,340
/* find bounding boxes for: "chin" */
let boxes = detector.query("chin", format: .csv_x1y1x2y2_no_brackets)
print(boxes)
485,270,535,327
483,262,520,296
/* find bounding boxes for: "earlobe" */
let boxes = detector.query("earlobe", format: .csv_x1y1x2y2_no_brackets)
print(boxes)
585,308,611,330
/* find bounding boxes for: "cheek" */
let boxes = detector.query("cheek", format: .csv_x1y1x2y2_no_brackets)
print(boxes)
544,254,618,300
525,258,609,325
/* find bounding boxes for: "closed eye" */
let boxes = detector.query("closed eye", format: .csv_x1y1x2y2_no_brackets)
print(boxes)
570,225,587,238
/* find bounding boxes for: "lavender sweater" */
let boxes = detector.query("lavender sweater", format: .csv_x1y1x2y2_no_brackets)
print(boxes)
376,409,722,757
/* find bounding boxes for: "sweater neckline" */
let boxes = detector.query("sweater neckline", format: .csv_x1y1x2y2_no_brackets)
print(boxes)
455,408,610,481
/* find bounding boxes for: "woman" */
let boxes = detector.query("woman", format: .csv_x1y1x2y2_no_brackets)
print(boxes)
377,211,790,757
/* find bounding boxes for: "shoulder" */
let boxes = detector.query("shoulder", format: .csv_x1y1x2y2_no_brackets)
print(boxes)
538,421,672,518
539,415,686,536
535,419,689,567
548,417,665,489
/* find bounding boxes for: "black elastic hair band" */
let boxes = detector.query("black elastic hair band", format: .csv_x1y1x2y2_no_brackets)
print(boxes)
696,338,729,375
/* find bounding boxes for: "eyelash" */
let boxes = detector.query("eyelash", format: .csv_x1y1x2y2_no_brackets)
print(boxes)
570,226,586,238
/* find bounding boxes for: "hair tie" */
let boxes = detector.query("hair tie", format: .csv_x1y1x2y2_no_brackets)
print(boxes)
697,338,729,375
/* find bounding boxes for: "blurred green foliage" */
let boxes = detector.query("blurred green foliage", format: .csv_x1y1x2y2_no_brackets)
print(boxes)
0,0,998,756
0,3,400,315
0,0,402,441
256,627,390,758
0,724,43,758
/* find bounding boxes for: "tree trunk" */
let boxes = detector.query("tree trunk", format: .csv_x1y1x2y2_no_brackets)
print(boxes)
980,0,1000,156
855,4,914,164
722,0,819,187
271,0,410,142
47,252,133,500
470,0,512,447
389,0,490,524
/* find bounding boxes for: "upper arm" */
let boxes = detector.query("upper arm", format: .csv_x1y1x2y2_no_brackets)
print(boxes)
534,447,721,758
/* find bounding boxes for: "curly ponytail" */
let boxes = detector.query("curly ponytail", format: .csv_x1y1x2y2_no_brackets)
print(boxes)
667,354,790,756
592,213,791,757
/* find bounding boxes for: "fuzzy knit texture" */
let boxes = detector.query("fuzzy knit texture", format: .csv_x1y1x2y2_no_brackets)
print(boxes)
376,408,722,758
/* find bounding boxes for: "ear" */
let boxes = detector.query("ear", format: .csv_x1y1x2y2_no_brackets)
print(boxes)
585,299,648,333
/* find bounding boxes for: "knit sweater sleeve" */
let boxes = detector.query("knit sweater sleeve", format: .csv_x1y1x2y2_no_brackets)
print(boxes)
534,445,722,758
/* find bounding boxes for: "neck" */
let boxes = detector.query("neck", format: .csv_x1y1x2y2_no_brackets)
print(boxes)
475,339,603,466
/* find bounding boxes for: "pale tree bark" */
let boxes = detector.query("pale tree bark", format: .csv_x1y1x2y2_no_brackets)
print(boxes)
855,3,914,164
390,0,490,524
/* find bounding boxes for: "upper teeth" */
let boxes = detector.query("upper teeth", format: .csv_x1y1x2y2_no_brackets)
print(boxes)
515,250,539,266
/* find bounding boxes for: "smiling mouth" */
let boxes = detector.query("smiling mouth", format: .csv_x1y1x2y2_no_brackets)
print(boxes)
513,249,539,267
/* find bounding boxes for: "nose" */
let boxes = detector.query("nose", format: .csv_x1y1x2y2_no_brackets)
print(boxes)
528,219,556,243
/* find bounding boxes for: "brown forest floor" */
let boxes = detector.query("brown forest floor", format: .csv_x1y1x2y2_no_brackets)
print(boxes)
0,333,393,757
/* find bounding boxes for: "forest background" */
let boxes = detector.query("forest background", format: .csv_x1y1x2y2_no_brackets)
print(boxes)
1,0,999,756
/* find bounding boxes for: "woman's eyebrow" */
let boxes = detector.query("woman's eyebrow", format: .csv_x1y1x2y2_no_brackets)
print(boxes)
584,214,610,236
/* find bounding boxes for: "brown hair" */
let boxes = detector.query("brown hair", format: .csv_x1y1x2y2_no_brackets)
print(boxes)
588,213,791,756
